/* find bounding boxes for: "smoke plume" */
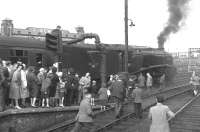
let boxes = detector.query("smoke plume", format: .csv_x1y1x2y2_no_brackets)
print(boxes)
157,0,191,50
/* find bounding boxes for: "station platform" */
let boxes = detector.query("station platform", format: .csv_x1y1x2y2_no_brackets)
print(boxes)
0,104,103,132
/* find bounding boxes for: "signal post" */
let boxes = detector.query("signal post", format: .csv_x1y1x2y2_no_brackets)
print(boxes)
45,26,63,71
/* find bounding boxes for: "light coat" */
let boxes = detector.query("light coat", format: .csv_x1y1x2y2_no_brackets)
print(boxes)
76,98,93,122
9,70,21,99
132,87,142,103
20,70,29,98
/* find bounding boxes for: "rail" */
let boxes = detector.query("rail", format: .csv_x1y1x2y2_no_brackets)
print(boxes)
168,93,200,121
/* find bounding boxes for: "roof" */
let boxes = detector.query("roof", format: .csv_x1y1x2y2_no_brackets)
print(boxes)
0,36,45,49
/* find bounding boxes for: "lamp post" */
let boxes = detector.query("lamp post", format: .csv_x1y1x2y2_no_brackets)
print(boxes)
124,0,135,83
124,0,128,73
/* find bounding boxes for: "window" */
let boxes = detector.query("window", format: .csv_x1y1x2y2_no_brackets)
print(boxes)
24,51,28,56
17,31,21,34
35,53,42,63
16,50,23,56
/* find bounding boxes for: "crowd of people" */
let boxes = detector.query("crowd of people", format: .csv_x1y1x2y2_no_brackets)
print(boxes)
0,57,168,112
0,58,102,111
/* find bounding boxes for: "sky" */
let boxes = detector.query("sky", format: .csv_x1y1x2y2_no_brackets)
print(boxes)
0,0,199,52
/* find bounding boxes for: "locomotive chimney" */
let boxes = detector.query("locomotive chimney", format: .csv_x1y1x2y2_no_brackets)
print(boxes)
158,40,164,51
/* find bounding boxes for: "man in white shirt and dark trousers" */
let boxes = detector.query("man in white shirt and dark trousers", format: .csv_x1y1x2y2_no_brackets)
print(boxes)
149,95,175,132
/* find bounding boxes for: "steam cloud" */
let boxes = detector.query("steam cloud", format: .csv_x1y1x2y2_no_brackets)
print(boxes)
157,0,191,49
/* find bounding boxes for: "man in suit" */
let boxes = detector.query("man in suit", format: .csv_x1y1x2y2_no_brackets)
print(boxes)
71,93,96,132
149,95,175,132
132,84,143,119
110,75,126,118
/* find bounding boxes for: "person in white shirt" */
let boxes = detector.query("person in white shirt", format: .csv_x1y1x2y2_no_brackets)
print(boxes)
149,95,175,132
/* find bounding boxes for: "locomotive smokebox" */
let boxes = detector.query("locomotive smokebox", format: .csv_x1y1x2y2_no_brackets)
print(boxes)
158,43,164,51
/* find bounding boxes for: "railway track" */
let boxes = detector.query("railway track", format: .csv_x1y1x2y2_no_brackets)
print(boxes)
36,72,192,132
170,72,191,86
169,94,200,132
94,85,192,132
41,84,192,132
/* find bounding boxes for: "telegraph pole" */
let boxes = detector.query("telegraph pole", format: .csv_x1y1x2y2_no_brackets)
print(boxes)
124,0,129,73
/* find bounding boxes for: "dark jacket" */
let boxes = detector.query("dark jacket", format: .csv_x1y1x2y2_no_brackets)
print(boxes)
27,71,39,97
48,73,59,97
110,80,126,101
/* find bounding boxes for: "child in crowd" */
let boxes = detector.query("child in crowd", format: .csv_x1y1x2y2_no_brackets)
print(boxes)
98,83,108,110
41,75,51,107
55,72,65,107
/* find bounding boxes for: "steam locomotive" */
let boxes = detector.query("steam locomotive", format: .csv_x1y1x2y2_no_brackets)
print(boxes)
0,35,175,85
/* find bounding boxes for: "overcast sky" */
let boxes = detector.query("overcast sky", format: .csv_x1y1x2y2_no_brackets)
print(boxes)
0,0,199,52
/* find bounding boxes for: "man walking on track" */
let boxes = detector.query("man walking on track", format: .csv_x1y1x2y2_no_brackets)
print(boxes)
149,95,175,132
71,93,96,132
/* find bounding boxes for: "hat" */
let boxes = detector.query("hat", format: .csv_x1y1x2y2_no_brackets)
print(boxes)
156,95,164,103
